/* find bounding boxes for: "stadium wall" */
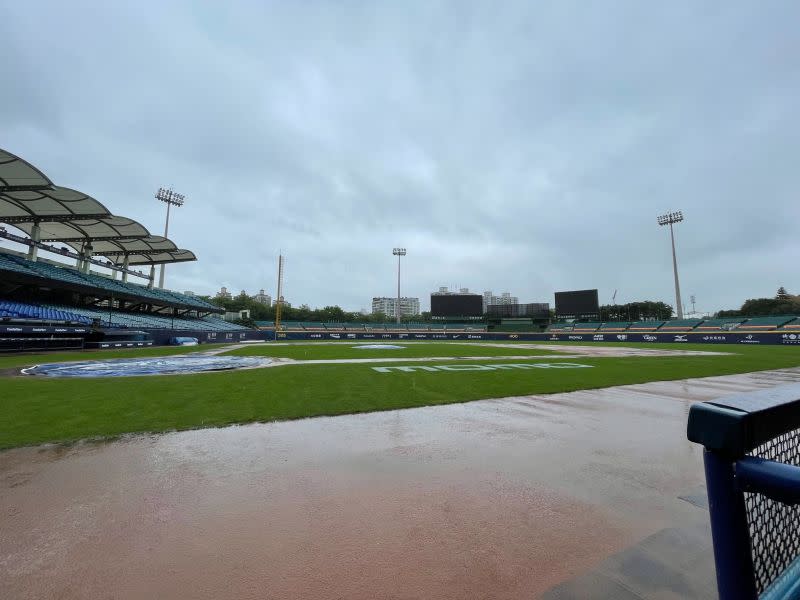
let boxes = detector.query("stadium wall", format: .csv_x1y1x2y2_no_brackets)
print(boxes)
273,330,800,346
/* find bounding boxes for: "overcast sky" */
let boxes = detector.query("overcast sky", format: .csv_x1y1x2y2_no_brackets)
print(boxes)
2,1,798,314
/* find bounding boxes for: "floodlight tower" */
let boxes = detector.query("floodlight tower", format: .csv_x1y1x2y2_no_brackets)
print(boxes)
392,247,406,324
657,211,684,319
155,187,185,288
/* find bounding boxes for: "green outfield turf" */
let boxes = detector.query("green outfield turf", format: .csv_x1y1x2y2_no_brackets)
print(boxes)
224,341,559,360
0,342,799,450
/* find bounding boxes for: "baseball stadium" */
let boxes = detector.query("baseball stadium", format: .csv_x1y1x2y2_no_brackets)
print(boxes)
2,147,800,600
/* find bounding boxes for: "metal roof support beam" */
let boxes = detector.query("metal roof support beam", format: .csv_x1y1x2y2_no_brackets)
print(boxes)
147,265,155,289
121,254,129,283
26,222,40,262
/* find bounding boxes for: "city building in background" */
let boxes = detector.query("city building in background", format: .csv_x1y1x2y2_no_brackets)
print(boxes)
371,296,420,317
215,286,232,300
482,291,519,312
253,289,272,305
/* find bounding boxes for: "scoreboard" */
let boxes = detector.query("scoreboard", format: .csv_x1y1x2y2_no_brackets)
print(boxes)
431,294,483,317
554,289,599,318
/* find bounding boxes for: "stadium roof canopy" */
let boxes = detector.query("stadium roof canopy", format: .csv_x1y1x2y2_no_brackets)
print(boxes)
0,148,197,267
65,235,176,256
108,249,197,265
0,186,111,223
0,149,53,192
14,215,150,243
15,216,150,242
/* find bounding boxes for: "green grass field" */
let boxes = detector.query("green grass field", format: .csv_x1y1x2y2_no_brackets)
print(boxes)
1,341,799,450
224,341,559,359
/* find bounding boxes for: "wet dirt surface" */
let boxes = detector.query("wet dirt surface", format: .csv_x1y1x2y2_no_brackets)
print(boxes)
3,367,800,599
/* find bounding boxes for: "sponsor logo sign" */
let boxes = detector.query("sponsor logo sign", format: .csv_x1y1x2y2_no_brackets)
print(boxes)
739,334,760,344
372,362,593,373
782,334,800,345
309,333,322,338
414,334,427,339
329,333,341,339
673,335,688,342
643,335,657,342
549,335,559,341
593,334,604,341
702,335,727,342
509,334,519,339
467,334,482,339
568,335,583,341
346,333,356,339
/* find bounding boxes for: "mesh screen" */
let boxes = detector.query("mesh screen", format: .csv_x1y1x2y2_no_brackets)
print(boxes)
744,428,800,594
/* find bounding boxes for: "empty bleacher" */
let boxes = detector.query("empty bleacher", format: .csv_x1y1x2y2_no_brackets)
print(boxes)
736,316,797,331
658,319,703,331
782,318,800,330
571,322,603,333
0,300,93,324
695,318,745,331
599,322,632,332
42,303,246,331
0,252,217,312
628,321,665,331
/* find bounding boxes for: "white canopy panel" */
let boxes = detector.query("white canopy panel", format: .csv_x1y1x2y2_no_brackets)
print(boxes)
0,149,53,192
16,217,150,242
0,186,110,223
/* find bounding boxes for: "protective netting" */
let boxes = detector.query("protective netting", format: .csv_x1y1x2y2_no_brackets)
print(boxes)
745,428,800,595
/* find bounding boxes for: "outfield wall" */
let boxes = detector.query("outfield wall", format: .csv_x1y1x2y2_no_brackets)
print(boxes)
272,330,800,346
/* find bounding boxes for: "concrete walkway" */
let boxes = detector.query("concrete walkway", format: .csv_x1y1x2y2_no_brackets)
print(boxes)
3,367,800,599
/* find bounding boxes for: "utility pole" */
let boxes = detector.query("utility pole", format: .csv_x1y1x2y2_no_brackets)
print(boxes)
275,254,284,331
392,248,406,324
657,211,684,319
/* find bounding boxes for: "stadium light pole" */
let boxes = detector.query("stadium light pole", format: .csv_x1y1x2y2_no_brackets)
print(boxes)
155,187,185,289
392,248,406,324
657,211,684,319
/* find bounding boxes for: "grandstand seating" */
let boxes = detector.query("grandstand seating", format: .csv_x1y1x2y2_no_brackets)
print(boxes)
571,322,603,332
736,316,797,330
0,252,218,311
546,323,573,332
628,321,665,331
58,303,245,331
0,300,93,324
658,319,702,331
0,300,247,332
782,318,800,330
695,318,745,331
599,322,631,331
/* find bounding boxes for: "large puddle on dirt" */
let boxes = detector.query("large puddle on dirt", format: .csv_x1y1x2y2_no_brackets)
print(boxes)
22,355,270,377
3,367,800,599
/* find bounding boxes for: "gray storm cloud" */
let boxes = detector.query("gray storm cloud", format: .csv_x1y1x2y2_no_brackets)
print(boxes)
2,1,797,313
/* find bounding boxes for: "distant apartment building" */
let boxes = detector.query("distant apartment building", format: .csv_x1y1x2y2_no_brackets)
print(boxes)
215,286,232,300
482,290,519,312
432,286,473,295
372,296,420,317
253,289,272,305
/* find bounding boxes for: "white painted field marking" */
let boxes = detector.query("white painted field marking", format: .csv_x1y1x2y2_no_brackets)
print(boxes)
371,363,593,373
